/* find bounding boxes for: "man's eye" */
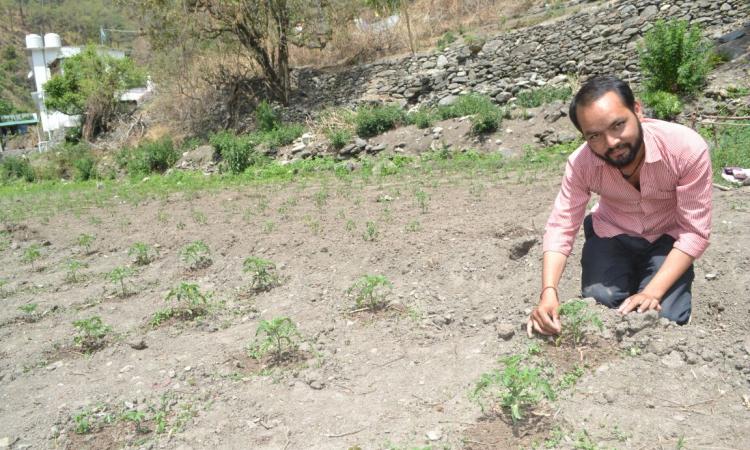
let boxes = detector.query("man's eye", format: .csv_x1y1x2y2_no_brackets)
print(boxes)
613,121,624,129
588,134,599,140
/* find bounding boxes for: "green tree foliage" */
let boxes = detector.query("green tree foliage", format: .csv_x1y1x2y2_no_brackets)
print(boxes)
639,20,713,96
43,45,145,140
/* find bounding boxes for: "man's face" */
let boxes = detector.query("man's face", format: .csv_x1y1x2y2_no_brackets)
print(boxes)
576,91,644,167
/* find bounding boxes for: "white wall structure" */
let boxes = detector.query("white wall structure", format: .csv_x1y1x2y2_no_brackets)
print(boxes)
25,33,152,136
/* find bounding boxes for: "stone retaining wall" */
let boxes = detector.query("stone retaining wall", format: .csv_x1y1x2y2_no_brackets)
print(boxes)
290,0,748,112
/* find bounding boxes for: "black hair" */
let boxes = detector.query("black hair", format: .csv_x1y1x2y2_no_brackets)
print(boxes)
569,76,636,132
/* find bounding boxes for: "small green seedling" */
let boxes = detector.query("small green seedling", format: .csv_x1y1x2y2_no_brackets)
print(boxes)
107,266,134,297
76,233,95,254
314,189,328,208
347,275,393,311
73,409,92,434
22,244,42,270
557,299,603,347
363,221,378,241
470,354,556,423
180,240,212,270
121,410,148,434
247,317,301,363
166,282,209,311
243,257,279,292
72,316,112,353
414,188,429,213
0,279,8,298
66,259,87,283
18,303,38,316
558,364,585,390
405,220,421,232
129,242,156,266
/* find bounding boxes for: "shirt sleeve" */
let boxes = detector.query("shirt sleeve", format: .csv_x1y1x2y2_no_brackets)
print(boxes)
543,153,592,256
670,146,712,259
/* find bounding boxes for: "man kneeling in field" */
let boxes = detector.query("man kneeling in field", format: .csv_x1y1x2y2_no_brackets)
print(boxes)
528,76,712,337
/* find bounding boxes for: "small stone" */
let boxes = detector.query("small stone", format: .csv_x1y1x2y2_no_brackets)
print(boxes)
168,370,176,378
603,391,617,403
482,314,497,325
128,339,147,350
0,437,11,448
432,127,443,134
120,365,134,373
309,380,324,390
496,323,516,340
426,429,442,441
705,273,717,280
509,237,537,260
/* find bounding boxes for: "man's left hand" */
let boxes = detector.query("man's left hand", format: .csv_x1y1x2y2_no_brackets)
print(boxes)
617,292,662,315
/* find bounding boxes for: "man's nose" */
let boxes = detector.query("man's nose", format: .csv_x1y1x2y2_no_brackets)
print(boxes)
605,132,621,149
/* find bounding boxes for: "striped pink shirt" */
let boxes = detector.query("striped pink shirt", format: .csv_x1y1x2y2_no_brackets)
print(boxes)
543,118,712,259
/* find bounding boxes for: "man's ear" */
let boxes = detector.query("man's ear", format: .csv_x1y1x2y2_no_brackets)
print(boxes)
634,100,644,120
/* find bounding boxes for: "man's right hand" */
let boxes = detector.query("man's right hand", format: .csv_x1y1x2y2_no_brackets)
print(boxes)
527,291,562,337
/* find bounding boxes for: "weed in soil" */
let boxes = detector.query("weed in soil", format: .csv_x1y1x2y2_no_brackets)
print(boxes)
22,243,42,270
556,299,603,347
76,233,95,254
65,258,87,283
107,266,134,297
362,221,379,241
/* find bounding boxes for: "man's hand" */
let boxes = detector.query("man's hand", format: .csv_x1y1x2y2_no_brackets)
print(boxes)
527,291,562,337
617,292,662,315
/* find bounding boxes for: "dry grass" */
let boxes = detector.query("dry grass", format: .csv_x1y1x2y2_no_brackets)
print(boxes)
290,0,543,68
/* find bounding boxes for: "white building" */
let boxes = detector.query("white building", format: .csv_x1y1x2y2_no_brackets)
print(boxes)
25,33,152,137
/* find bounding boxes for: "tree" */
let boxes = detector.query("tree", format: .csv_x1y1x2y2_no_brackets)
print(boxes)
363,0,415,55
135,0,332,105
43,45,145,140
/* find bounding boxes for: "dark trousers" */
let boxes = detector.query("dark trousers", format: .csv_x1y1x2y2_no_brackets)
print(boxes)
580,215,693,324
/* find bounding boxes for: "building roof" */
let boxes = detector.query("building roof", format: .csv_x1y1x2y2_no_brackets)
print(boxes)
0,113,39,128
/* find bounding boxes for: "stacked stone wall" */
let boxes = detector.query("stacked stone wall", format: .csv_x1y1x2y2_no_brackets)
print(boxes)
290,0,748,112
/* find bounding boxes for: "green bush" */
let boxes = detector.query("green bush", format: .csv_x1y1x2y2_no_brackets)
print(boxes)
0,156,35,182
639,20,713,96
407,108,437,129
326,128,352,149
515,85,572,108
355,105,405,138
437,93,503,133
437,31,457,51
120,137,178,175
210,131,255,174
255,100,280,132
642,90,683,120
257,123,304,148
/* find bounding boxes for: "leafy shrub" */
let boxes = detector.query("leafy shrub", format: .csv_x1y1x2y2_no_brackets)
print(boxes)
326,128,352,149
243,256,279,291
255,100,280,132
355,105,405,138
72,316,112,353
347,274,392,310
639,20,713,96
107,266,134,297
258,123,304,148
557,299,603,347
166,282,209,312
407,108,437,129
210,131,255,174
470,354,556,423
1,156,35,182
642,90,683,120
246,317,301,362
120,137,178,175
515,85,572,108
438,93,502,134
437,31,457,51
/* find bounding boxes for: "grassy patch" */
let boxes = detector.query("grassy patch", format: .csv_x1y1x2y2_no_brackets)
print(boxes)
699,121,750,182
515,85,572,108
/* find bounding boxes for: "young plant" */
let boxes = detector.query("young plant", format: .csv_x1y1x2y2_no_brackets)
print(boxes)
73,409,93,434
243,257,280,292
362,221,379,241
18,303,39,317
163,282,210,319
76,233,95,254
72,316,113,353
0,279,8,298
414,188,429,213
65,259,87,283
22,244,42,270
129,242,156,266
180,240,212,270
557,299,603,347
347,275,393,311
470,354,556,423
121,410,148,434
247,317,301,363
107,266,134,297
